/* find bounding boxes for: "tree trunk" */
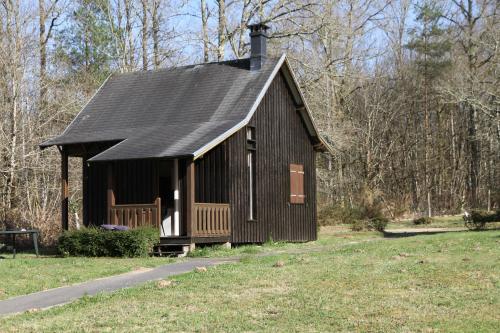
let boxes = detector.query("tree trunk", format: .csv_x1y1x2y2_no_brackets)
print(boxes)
39,0,47,113
5,0,20,212
217,0,226,61
201,0,209,62
124,0,134,71
467,103,480,207
152,0,160,69
141,0,148,70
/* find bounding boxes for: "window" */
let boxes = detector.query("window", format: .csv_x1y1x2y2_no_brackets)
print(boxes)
290,164,305,204
247,126,256,220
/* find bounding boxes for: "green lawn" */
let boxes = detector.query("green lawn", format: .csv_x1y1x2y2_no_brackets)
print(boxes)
1,229,499,332
387,214,500,230
0,229,378,300
0,255,174,300
386,215,466,229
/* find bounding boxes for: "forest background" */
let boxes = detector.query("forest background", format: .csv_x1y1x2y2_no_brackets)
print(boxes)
0,0,498,242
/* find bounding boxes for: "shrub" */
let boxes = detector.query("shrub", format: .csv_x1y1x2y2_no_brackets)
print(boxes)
370,217,389,232
321,188,390,231
413,217,433,225
318,205,363,226
350,217,389,232
351,220,365,231
463,210,500,230
470,210,500,223
58,227,159,257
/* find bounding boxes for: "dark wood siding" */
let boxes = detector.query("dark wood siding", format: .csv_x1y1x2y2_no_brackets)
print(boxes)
114,160,158,205
84,162,107,226
84,160,160,226
195,142,228,203
226,71,317,243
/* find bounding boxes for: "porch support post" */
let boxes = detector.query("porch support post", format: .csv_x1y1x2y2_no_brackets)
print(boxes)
186,159,195,237
107,162,115,224
60,147,69,231
173,158,180,236
82,155,88,227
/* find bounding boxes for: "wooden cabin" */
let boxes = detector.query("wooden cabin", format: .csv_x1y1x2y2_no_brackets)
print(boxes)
41,24,329,251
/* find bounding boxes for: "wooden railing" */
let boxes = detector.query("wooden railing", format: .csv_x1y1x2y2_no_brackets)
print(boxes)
109,198,161,229
192,203,231,237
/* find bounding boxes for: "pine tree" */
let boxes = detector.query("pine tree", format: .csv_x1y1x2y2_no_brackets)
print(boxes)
54,0,115,84
406,1,451,217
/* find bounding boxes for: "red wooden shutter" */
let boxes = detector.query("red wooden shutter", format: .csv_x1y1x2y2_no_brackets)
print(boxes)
290,164,305,204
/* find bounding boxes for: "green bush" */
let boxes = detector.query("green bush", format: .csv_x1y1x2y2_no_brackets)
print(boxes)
470,210,500,223
370,217,389,232
464,210,500,230
318,205,362,225
350,217,389,232
351,220,365,232
58,227,159,257
413,217,433,225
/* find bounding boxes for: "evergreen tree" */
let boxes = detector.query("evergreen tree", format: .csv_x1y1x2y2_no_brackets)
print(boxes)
406,1,452,217
54,0,116,83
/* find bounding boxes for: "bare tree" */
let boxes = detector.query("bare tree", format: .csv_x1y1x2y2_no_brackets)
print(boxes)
201,0,209,62
441,0,499,208
39,0,60,114
124,0,135,71
142,0,148,70
151,0,161,68
217,0,226,61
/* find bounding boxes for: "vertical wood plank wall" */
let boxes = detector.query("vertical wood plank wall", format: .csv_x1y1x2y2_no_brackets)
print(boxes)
84,160,159,226
195,143,228,203
226,71,317,243
85,162,107,226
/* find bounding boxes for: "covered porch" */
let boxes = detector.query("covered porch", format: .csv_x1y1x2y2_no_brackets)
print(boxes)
59,143,231,246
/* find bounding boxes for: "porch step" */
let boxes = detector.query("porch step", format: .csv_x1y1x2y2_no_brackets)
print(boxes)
151,250,185,257
153,244,191,257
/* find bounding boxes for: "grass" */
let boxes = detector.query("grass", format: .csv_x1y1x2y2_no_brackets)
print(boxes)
1,229,499,332
386,215,465,229
387,214,500,230
188,229,382,258
0,229,378,300
320,214,470,231
0,255,174,300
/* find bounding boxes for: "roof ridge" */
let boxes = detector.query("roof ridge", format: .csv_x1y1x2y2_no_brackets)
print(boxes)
113,57,260,76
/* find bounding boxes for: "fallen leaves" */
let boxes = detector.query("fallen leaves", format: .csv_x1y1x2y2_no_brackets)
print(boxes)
156,280,174,288
195,266,207,273
273,260,285,268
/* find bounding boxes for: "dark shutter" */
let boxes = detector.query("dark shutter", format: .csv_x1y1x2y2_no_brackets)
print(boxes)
290,164,305,204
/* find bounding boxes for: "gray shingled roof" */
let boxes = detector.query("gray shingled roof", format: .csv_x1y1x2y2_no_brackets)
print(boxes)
41,54,327,161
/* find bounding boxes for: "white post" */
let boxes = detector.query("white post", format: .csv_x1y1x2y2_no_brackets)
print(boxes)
174,158,180,236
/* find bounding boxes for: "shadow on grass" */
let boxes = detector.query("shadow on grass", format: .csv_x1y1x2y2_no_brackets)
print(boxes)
382,229,467,238
384,226,500,238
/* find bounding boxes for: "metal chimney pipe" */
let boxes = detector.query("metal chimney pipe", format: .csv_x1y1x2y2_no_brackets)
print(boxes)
248,23,270,71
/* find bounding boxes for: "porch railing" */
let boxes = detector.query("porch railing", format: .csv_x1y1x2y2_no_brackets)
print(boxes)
192,203,231,237
109,198,161,229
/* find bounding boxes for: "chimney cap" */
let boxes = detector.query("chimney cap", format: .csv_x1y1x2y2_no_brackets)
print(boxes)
247,22,270,34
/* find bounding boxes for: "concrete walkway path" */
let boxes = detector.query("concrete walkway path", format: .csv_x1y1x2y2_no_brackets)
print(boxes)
0,257,238,316
0,236,392,317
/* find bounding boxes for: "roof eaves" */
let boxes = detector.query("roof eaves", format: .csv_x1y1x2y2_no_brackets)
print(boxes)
281,58,335,155
39,73,114,150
